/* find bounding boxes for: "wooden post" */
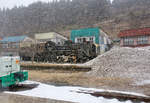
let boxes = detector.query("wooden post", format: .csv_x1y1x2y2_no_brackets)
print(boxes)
32,40,36,64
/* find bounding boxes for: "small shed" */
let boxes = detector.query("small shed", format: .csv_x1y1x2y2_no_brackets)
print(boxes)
0,35,34,48
0,35,34,56
35,32,68,45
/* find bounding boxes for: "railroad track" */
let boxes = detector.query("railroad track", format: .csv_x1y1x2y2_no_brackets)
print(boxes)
20,62,91,71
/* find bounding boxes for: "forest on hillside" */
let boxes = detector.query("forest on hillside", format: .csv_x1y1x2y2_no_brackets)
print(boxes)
0,0,150,37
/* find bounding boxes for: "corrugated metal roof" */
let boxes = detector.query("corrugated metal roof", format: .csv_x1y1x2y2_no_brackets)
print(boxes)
118,27,150,37
0,35,27,43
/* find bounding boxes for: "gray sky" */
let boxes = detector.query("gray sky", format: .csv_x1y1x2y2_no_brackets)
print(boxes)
0,0,114,9
0,0,52,9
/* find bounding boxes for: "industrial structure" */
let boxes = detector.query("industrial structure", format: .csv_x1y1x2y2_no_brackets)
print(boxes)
71,27,112,54
35,32,68,45
118,27,150,47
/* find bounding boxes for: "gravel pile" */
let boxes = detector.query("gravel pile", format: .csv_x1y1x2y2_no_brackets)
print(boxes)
86,46,150,81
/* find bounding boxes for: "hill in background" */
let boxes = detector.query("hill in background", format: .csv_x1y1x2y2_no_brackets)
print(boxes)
0,0,150,38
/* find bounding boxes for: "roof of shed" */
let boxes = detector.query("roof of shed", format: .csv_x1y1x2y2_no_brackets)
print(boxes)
1,35,27,43
118,27,150,37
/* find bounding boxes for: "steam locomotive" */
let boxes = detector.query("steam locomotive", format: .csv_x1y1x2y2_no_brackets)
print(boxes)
20,40,99,63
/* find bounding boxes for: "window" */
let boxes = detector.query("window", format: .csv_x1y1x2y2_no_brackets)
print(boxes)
2,44,8,48
77,38,82,43
123,37,134,46
89,37,95,43
137,36,148,45
89,37,94,42
12,43,19,48
83,38,86,42
76,37,83,43
75,36,95,43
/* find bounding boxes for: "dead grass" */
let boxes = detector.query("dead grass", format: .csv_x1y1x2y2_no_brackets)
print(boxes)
28,70,150,95
28,70,132,88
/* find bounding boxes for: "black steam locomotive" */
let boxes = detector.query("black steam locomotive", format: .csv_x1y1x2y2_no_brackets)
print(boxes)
20,40,99,63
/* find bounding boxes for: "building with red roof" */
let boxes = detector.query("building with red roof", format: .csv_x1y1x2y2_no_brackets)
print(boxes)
118,27,150,47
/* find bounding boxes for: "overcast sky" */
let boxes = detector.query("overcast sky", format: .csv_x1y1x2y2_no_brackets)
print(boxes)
0,0,114,9
0,0,52,9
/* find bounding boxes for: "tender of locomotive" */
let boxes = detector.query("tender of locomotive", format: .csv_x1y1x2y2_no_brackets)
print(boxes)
34,41,99,63
0,56,28,88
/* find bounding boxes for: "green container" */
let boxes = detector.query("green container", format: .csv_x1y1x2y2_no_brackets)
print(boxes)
0,56,28,88
0,70,28,88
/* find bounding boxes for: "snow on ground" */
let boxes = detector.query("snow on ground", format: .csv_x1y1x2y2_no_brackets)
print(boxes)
5,81,146,103
136,80,150,86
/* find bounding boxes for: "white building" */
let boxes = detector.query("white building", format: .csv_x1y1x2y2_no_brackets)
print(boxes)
35,32,68,45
